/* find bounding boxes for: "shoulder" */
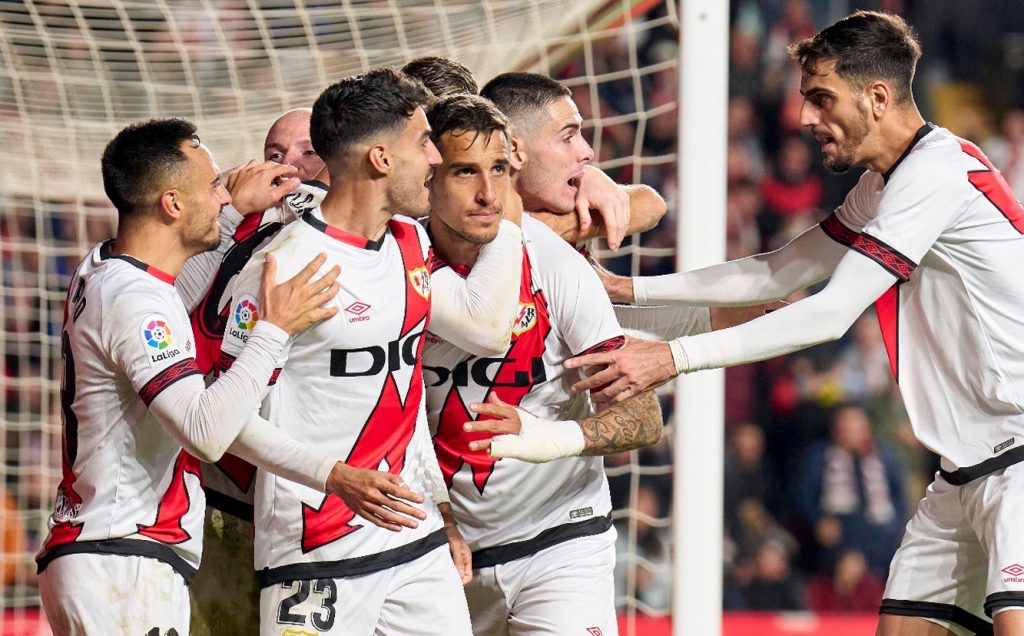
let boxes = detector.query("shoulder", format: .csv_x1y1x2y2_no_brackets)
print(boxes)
891,127,967,184
522,214,583,264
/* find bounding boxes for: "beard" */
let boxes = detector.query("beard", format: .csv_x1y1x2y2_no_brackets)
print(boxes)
823,109,870,174
440,213,502,246
390,167,432,218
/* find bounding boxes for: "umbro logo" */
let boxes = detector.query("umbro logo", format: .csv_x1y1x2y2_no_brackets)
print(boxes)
587,628,604,636
1002,564,1024,577
345,301,371,323
1002,563,1024,583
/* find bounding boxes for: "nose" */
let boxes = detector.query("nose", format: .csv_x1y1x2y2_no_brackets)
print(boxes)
799,100,819,129
577,135,594,165
476,175,496,206
426,138,442,167
219,184,232,206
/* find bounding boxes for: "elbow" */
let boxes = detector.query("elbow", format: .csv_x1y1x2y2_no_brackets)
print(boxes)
185,440,228,464
459,321,513,358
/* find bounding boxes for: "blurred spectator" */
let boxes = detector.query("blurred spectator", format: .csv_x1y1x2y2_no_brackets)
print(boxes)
737,539,806,611
615,485,672,612
795,405,907,578
759,136,823,240
724,423,781,529
984,108,1024,198
806,549,885,613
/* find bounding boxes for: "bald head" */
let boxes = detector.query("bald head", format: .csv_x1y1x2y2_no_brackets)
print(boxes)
264,108,324,181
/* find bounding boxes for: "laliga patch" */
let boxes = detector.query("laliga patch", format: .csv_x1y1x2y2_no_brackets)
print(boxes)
139,315,184,366
408,266,430,300
512,302,538,336
228,294,260,345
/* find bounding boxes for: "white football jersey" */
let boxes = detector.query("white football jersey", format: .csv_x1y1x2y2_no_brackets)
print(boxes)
191,181,327,519
37,242,206,581
823,125,1024,479
423,215,623,564
222,209,447,587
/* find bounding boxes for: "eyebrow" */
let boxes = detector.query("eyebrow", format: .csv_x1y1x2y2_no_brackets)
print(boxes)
800,87,834,99
559,121,581,134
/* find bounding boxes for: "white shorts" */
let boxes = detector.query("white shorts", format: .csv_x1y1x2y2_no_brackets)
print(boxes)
39,552,190,636
881,463,1024,634
259,542,471,636
466,530,617,636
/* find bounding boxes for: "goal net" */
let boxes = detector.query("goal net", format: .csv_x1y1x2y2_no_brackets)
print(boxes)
0,1,679,632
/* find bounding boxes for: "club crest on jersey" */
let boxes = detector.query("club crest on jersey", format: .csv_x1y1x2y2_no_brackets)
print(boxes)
408,266,430,300
228,294,259,344
140,315,183,365
512,302,538,336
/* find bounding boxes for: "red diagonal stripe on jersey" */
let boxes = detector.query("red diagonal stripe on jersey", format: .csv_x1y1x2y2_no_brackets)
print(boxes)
190,212,283,374
215,453,258,493
435,384,499,492
960,140,1024,234
139,358,202,406
136,450,203,544
875,285,900,382
390,220,432,336
301,369,423,553
433,250,551,494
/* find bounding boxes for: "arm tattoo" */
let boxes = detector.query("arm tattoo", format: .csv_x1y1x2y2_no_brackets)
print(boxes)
579,391,663,455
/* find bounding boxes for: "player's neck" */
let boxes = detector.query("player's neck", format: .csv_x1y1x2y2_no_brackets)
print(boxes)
318,182,392,243
865,107,928,174
109,225,188,277
430,223,482,271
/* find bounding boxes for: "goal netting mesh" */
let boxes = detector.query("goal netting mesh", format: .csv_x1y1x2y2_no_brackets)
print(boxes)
0,1,679,632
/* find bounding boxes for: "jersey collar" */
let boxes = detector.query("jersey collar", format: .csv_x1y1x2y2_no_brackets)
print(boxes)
301,210,384,251
100,240,176,285
882,123,935,184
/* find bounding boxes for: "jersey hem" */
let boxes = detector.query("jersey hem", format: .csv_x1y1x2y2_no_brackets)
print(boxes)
471,512,613,569
256,528,447,588
939,446,1024,485
204,488,255,522
35,538,198,583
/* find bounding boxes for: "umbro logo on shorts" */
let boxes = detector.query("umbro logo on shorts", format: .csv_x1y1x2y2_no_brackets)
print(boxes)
1002,563,1024,583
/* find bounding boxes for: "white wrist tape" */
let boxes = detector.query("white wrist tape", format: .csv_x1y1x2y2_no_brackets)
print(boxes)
488,409,585,463
668,338,690,374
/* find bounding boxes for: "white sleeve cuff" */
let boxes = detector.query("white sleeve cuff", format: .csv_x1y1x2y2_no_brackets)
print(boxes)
489,410,585,463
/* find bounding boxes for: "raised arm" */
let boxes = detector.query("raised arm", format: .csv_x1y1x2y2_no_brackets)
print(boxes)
600,223,846,306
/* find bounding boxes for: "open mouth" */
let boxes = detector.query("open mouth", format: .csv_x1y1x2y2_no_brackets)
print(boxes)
815,133,836,151
568,174,581,194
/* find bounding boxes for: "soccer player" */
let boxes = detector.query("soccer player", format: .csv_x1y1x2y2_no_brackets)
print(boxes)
221,69,482,635
188,107,329,635
570,11,1024,635
36,118,347,635
422,94,663,635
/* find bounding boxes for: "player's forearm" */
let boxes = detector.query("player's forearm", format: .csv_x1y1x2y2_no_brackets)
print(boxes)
149,321,287,462
671,252,894,372
227,412,336,492
175,205,245,312
580,390,662,455
622,185,666,235
430,220,523,357
613,304,711,340
634,224,843,306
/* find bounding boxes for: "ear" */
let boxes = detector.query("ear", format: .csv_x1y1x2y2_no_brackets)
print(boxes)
368,144,392,175
157,189,184,220
509,136,527,172
867,81,891,119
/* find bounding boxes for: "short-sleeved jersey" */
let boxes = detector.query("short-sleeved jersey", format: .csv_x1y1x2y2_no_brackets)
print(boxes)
37,241,206,581
190,182,327,520
822,124,1024,479
222,208,446,587
423,215,623,565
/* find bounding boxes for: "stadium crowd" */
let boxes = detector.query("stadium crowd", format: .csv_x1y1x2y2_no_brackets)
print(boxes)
3,0,1024,627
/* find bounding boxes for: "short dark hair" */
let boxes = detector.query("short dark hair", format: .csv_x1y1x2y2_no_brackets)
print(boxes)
479,72,571,132
788,11,922,104
310,68,431,162
101,118,199,217
401,56,478,98
427,94,510,149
